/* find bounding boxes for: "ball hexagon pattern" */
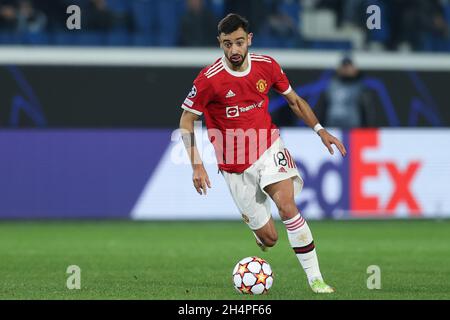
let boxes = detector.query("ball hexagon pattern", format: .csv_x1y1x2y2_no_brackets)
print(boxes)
232,256,273,295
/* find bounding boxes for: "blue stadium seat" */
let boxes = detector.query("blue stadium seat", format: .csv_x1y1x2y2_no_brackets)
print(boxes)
310,40,352,50
21,32,50,45
76,32,106,46
52,32,105,46
256,35,285,48
0,32,21,45
421,33,450,52
250,36,264,48
52,32,80,45
207,0,224,18
105,0,131,13
130,0,155,33
278,0,300,26
155,0,181,46
106,31,130,46
445,3,450,24
131,32,154,46
445,4,450,51
78,32,105,46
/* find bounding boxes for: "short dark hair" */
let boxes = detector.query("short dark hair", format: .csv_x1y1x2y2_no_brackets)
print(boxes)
217,13,249,35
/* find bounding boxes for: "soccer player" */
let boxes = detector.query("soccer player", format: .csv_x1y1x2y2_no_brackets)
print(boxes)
179,13,347,294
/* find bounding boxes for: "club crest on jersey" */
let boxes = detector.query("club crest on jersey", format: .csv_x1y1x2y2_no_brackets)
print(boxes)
187,85,197,98
226,106,240,118
256,79,267,93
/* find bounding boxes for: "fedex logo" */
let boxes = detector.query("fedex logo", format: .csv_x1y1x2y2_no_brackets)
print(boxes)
349,130,422,216
295,129,423,218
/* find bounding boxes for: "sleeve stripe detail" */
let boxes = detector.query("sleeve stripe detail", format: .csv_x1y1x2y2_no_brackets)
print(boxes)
250,54,272,62
250,54,270,58
251,58,272,62
282,85,293,95
181,104,203,115
206,66,224,78
204,61,223,76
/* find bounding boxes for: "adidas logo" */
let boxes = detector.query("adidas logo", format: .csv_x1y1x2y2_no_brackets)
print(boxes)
225,90,236,98
278,167,287,173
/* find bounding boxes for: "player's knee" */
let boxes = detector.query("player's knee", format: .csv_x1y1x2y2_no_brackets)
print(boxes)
277,202,298,220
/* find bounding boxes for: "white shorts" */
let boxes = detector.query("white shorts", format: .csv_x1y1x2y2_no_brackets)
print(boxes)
221,138,303,230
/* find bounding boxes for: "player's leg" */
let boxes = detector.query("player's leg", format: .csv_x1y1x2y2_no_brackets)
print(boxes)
264,178,335,293
258,139,334,293
264,179,335,293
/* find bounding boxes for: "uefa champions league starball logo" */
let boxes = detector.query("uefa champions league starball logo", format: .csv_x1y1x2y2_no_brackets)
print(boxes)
188,85,197,98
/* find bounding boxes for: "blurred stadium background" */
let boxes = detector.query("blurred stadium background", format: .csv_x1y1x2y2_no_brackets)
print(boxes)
0,0,450,299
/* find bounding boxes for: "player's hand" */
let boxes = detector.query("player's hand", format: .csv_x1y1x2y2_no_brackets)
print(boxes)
318,129,347,157
192,164,211,195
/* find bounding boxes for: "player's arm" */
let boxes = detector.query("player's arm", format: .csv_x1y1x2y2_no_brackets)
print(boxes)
179,110,211,195
283,90,347,157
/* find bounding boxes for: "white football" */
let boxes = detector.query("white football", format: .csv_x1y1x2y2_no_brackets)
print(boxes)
232,256,274,294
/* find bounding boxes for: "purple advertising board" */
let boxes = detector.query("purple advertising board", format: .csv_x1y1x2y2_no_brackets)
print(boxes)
0,130,170,218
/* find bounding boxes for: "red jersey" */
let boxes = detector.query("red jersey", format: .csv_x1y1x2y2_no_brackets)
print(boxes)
181,53,293,173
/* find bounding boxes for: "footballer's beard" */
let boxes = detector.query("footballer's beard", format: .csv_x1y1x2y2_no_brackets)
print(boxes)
227,51,248,68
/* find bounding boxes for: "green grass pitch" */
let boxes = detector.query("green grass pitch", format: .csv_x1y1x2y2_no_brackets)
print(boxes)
0,219,449,300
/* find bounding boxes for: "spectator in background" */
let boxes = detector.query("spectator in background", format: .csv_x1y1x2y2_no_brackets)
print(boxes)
416,0,449,51
85,0,114,31
34,0,76,31
261,0,302,47
178,0,217,47
386,0,449,51
315,0,344,27
16,0,46,33
224,0,269,34
341,0,368,29
0,0,18,31
316,56,375,128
